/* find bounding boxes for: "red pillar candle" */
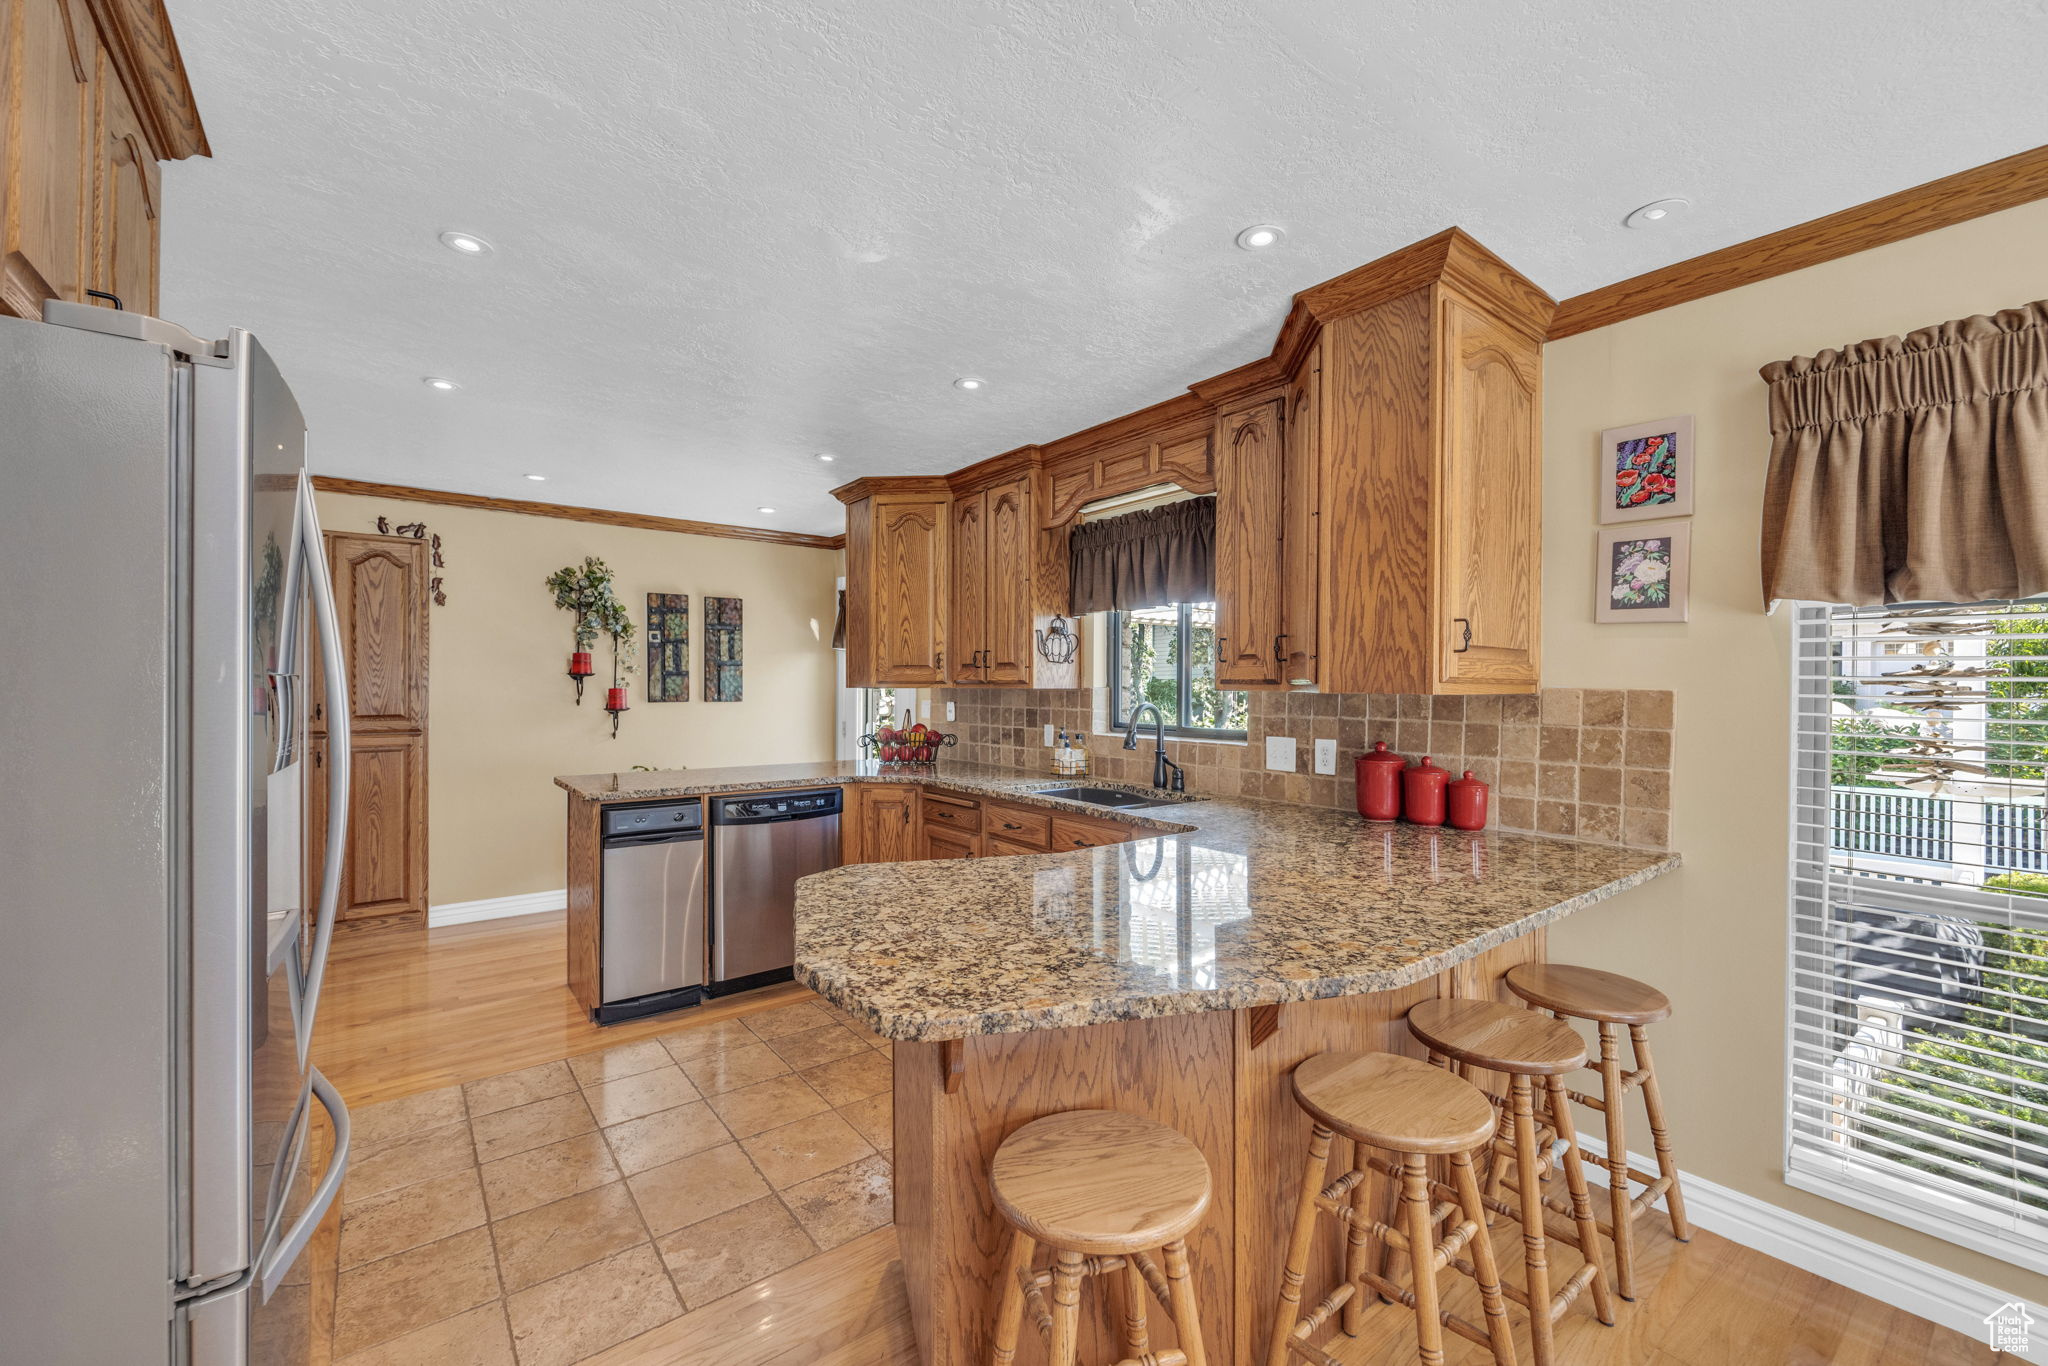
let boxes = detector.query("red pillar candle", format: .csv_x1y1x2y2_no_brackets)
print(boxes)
605,685,628,711
569,650,594,677
1446,770,1490,831
1355,741,1405,822
1402,755,1450,826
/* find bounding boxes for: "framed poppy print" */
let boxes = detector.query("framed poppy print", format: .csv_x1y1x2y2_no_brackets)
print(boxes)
1600,415,1694,523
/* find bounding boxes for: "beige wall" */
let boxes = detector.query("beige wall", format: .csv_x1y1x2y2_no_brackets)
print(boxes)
1542,197,2048,1300
316,492,842,906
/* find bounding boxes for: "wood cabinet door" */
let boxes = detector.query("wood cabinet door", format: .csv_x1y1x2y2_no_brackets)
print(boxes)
89,53,158,316
335,731,427,920
2,0,93,317
1281,345,1322,685
319,533,429,732
981,475,1033,684
1213,398,1287,688
856,787,917,865
950,490,988,683
1435,292,1540,691
922,824,978,860
873,495,949,684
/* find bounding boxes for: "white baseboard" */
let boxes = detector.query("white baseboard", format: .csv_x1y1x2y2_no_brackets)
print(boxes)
1571,1132,2033,1342
427,888,566,928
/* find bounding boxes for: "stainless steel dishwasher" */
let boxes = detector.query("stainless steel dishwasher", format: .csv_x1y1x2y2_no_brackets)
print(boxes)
598,798,707,1023
707,788,842,996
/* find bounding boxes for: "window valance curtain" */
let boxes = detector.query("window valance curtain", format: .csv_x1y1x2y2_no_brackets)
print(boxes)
1759,300,2048,607
1068,495,1215,614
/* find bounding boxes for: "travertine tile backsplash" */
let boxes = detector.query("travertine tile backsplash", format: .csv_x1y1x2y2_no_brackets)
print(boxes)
931,686,1675,850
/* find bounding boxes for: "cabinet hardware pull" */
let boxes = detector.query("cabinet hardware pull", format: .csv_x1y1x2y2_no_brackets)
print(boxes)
1453,618,1473,653
1274,633,1289,666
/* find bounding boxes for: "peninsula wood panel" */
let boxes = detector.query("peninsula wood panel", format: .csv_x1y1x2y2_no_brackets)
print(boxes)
1316,289,1436,694
894,1009,1237,1366
564,792,602,1012
1214,396,1287,689
1435,287,1541,691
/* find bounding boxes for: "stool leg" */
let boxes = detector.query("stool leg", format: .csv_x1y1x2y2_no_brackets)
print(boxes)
1401,1152,1447,1366
1047,1249,1085,1366
1596,1022,1637,1301
1162,1238,1208,1366
1267,1122,1334,1366
989,1229,1035,1366
1343,1150,1373,1334
1544,1076,1615,1328
1450,1148,1518,1366
1117,1252,1150,1359
1631,1024,1691,1242
1510,1076,1555,1366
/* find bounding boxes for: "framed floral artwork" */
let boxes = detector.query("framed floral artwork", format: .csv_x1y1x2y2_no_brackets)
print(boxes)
1596,522,1690,623
1600,415,1694,523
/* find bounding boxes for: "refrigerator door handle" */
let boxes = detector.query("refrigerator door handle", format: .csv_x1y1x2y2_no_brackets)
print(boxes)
296,474,350,1061
257,1066,350,1300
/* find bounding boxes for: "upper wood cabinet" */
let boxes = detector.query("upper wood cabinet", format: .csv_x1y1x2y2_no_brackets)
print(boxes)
1214,397,1287,689
1,0,206,321
949,472,1042,686
841,481,950,687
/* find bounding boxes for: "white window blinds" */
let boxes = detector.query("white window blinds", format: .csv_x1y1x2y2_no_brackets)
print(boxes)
1789,600,2048,1273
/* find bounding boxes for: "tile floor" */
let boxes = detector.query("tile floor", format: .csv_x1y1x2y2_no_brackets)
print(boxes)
330,999,896,1366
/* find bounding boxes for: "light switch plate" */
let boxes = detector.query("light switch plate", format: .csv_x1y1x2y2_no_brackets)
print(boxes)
945,700,956,721
1313,738,1338,775
1044,723,1056,746
1265,736,1298,772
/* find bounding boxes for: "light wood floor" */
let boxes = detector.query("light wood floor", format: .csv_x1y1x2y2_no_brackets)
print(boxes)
319,912,2013,1365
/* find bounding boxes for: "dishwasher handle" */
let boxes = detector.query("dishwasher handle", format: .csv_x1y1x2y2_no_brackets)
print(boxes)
603,828,707,849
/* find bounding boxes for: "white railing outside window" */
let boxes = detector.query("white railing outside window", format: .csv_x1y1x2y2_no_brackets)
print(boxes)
1789,601,2048,1275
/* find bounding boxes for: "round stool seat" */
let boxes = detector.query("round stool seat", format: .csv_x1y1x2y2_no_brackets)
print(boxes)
1292,1051,1496,1154
1408,997,1587,1075
990,1109,1211,1255
1506,962,1672,1025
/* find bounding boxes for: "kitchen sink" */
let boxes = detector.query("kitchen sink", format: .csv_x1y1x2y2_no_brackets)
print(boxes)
1034,785,1179,809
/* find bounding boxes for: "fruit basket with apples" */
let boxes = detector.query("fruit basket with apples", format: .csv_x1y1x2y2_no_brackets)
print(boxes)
859,722,958,767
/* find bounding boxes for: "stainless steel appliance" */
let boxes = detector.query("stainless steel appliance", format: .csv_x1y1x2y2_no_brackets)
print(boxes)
708,788,843,995
0,303,351,1364
598,799,708,1022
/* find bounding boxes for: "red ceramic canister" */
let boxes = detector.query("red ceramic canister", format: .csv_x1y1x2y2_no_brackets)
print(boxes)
1446,770,1490,831
1403,755,1450,826
1356,741,1406,822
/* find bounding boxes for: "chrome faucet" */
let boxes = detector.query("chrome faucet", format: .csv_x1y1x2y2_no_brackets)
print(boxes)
1122,702,1185,792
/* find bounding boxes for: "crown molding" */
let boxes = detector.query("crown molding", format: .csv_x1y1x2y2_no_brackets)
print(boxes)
311,477,844,550
829,475,953,505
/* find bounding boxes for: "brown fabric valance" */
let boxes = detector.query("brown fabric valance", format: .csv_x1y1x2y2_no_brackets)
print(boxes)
1760,300,2048,607
1069,496,1215,614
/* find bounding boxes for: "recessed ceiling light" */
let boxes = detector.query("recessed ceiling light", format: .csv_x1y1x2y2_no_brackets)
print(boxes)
757,506,777,514
438,230,493,255
953,377,984,391
423,376,459,390
1235,224,1285,250
816,453,836,462
524,473,547,481
1623,198,1689,229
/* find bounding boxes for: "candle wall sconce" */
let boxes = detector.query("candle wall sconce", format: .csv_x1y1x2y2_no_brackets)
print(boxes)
1035,613,1078,664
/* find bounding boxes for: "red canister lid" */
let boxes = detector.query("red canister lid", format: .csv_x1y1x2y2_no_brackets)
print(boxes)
1359,740,1405,769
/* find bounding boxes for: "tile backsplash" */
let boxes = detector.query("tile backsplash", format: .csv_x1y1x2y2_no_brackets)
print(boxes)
930,686,1675,850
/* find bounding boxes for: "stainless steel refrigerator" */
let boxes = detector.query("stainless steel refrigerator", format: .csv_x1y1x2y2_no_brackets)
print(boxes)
0,302,352,1363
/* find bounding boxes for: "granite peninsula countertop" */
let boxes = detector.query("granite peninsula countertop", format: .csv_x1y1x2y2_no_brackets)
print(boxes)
554,761,1680,1041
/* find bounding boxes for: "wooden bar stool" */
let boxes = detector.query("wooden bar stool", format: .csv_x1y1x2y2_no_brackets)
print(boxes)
988,1109,1212,1366
1505,962,1690,1301
1407,998,1614,1366
1266,1051,1518,1366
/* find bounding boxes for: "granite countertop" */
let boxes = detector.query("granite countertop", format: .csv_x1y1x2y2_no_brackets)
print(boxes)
555,761,1680,1042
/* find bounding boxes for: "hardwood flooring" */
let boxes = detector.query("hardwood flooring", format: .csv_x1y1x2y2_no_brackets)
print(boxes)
317,912,2012,1365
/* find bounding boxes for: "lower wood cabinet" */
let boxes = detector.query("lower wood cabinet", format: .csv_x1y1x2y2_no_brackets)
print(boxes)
845,785,1139,866
848,785,918,865
981,803,1050,849
1050,815,1131,851
922,825,978,860
983,834,1044,858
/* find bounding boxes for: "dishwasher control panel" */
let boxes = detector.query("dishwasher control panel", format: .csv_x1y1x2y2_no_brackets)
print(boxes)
715,789,843,822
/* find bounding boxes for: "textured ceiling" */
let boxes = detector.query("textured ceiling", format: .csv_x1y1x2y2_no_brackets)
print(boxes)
161,1,2048,535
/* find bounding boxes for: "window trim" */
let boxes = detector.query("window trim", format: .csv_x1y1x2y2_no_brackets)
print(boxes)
1107,603,1248,741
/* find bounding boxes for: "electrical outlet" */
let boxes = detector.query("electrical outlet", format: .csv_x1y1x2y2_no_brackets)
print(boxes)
1313,738,1338,775
1044,723,1056,746
1265,736,1298,772
945,700,956,721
